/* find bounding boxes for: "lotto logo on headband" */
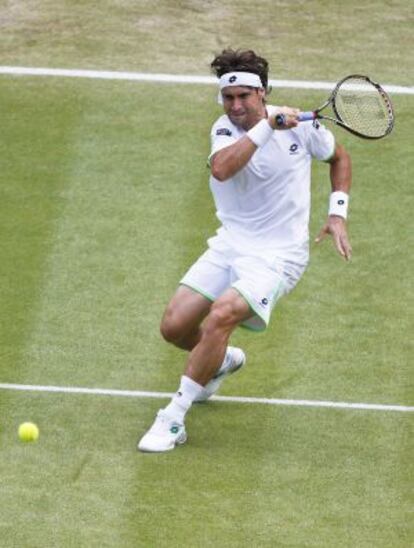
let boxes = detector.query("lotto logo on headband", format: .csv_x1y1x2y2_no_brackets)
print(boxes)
219,72,262,90
218,72,263,104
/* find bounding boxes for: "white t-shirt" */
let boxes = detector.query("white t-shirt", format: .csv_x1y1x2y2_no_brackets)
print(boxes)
208,105,335,265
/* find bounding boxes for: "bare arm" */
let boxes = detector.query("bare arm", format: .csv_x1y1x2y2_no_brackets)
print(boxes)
210,135,258,182
329,143,352,194
315,143,353,261
210,107,299,182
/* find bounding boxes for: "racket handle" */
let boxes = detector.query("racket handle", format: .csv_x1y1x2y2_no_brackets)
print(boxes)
275,114,288,127
275,111,317,127
298,111,317,122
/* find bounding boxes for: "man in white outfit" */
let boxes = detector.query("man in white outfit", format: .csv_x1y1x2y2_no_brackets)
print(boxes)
138,48,352,452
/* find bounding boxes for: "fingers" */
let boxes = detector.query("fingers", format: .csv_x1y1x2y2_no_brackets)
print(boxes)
279,106,300,117
338,233,352,261
331,223,352,261
315,225,329,243
273,106,300,130
315,219,352,261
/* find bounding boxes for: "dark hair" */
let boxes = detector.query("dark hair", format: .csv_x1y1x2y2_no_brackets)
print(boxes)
211,48,270,91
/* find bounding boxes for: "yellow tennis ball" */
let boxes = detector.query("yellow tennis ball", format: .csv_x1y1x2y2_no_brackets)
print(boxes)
18,422,39,442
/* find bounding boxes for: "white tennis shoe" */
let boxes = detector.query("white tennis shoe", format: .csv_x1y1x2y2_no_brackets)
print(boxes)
138,410,187,452
195,346,246,402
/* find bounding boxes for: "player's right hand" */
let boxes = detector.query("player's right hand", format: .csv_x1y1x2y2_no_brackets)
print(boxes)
270,107,300,130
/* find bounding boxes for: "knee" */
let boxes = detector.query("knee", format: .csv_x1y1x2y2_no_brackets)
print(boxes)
160,314,181,344
205,300,240,334
160,307,187,344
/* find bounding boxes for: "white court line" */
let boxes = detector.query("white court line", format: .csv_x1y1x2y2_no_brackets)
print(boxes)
0,383,413,413
0,65,413,95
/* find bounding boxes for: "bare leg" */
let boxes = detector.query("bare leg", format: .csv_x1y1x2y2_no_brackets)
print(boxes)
138,288,253,452
184,288,252,386
160,285,212,351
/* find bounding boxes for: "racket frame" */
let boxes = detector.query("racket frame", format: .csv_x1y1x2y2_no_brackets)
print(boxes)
277,74,395,140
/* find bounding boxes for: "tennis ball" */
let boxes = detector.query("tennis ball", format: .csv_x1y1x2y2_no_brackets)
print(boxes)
18,422,39,442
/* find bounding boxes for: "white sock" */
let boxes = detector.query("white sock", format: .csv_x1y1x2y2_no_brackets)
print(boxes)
163,375,205,423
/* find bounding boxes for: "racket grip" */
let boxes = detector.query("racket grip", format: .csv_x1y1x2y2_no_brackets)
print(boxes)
275,112,316,127
275,114,286,127
298,111,317,122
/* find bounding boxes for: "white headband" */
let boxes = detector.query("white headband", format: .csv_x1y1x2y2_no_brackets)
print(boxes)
217,71,263,104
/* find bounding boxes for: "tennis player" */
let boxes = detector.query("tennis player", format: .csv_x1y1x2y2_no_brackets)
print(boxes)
138,49,352,452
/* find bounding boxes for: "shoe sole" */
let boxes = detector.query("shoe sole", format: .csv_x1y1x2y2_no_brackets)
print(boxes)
137,431,187,453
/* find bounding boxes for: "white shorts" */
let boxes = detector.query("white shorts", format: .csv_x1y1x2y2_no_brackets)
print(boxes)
180,234,306,331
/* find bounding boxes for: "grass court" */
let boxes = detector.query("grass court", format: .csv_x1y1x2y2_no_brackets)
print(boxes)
0,1,413,546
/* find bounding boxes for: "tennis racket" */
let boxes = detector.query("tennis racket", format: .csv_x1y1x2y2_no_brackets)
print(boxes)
276,74,394,139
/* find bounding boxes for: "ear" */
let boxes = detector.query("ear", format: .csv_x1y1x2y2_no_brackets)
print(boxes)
257,88,266,101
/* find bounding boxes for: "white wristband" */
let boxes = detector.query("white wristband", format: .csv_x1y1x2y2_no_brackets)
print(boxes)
329,191,349,219
247,119,273,147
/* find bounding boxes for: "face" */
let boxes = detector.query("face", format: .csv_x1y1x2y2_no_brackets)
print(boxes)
221,86,266,130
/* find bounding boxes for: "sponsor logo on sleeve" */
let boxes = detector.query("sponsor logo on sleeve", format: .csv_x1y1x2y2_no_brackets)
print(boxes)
216,128,232,136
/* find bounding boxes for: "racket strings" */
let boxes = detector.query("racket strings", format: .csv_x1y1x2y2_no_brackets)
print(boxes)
334,77,393,138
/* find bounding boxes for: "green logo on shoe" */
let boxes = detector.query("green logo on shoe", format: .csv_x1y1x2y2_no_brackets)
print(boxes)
170,425,179,434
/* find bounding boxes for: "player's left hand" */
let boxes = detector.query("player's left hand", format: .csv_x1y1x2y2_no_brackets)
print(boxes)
315,215,352,261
